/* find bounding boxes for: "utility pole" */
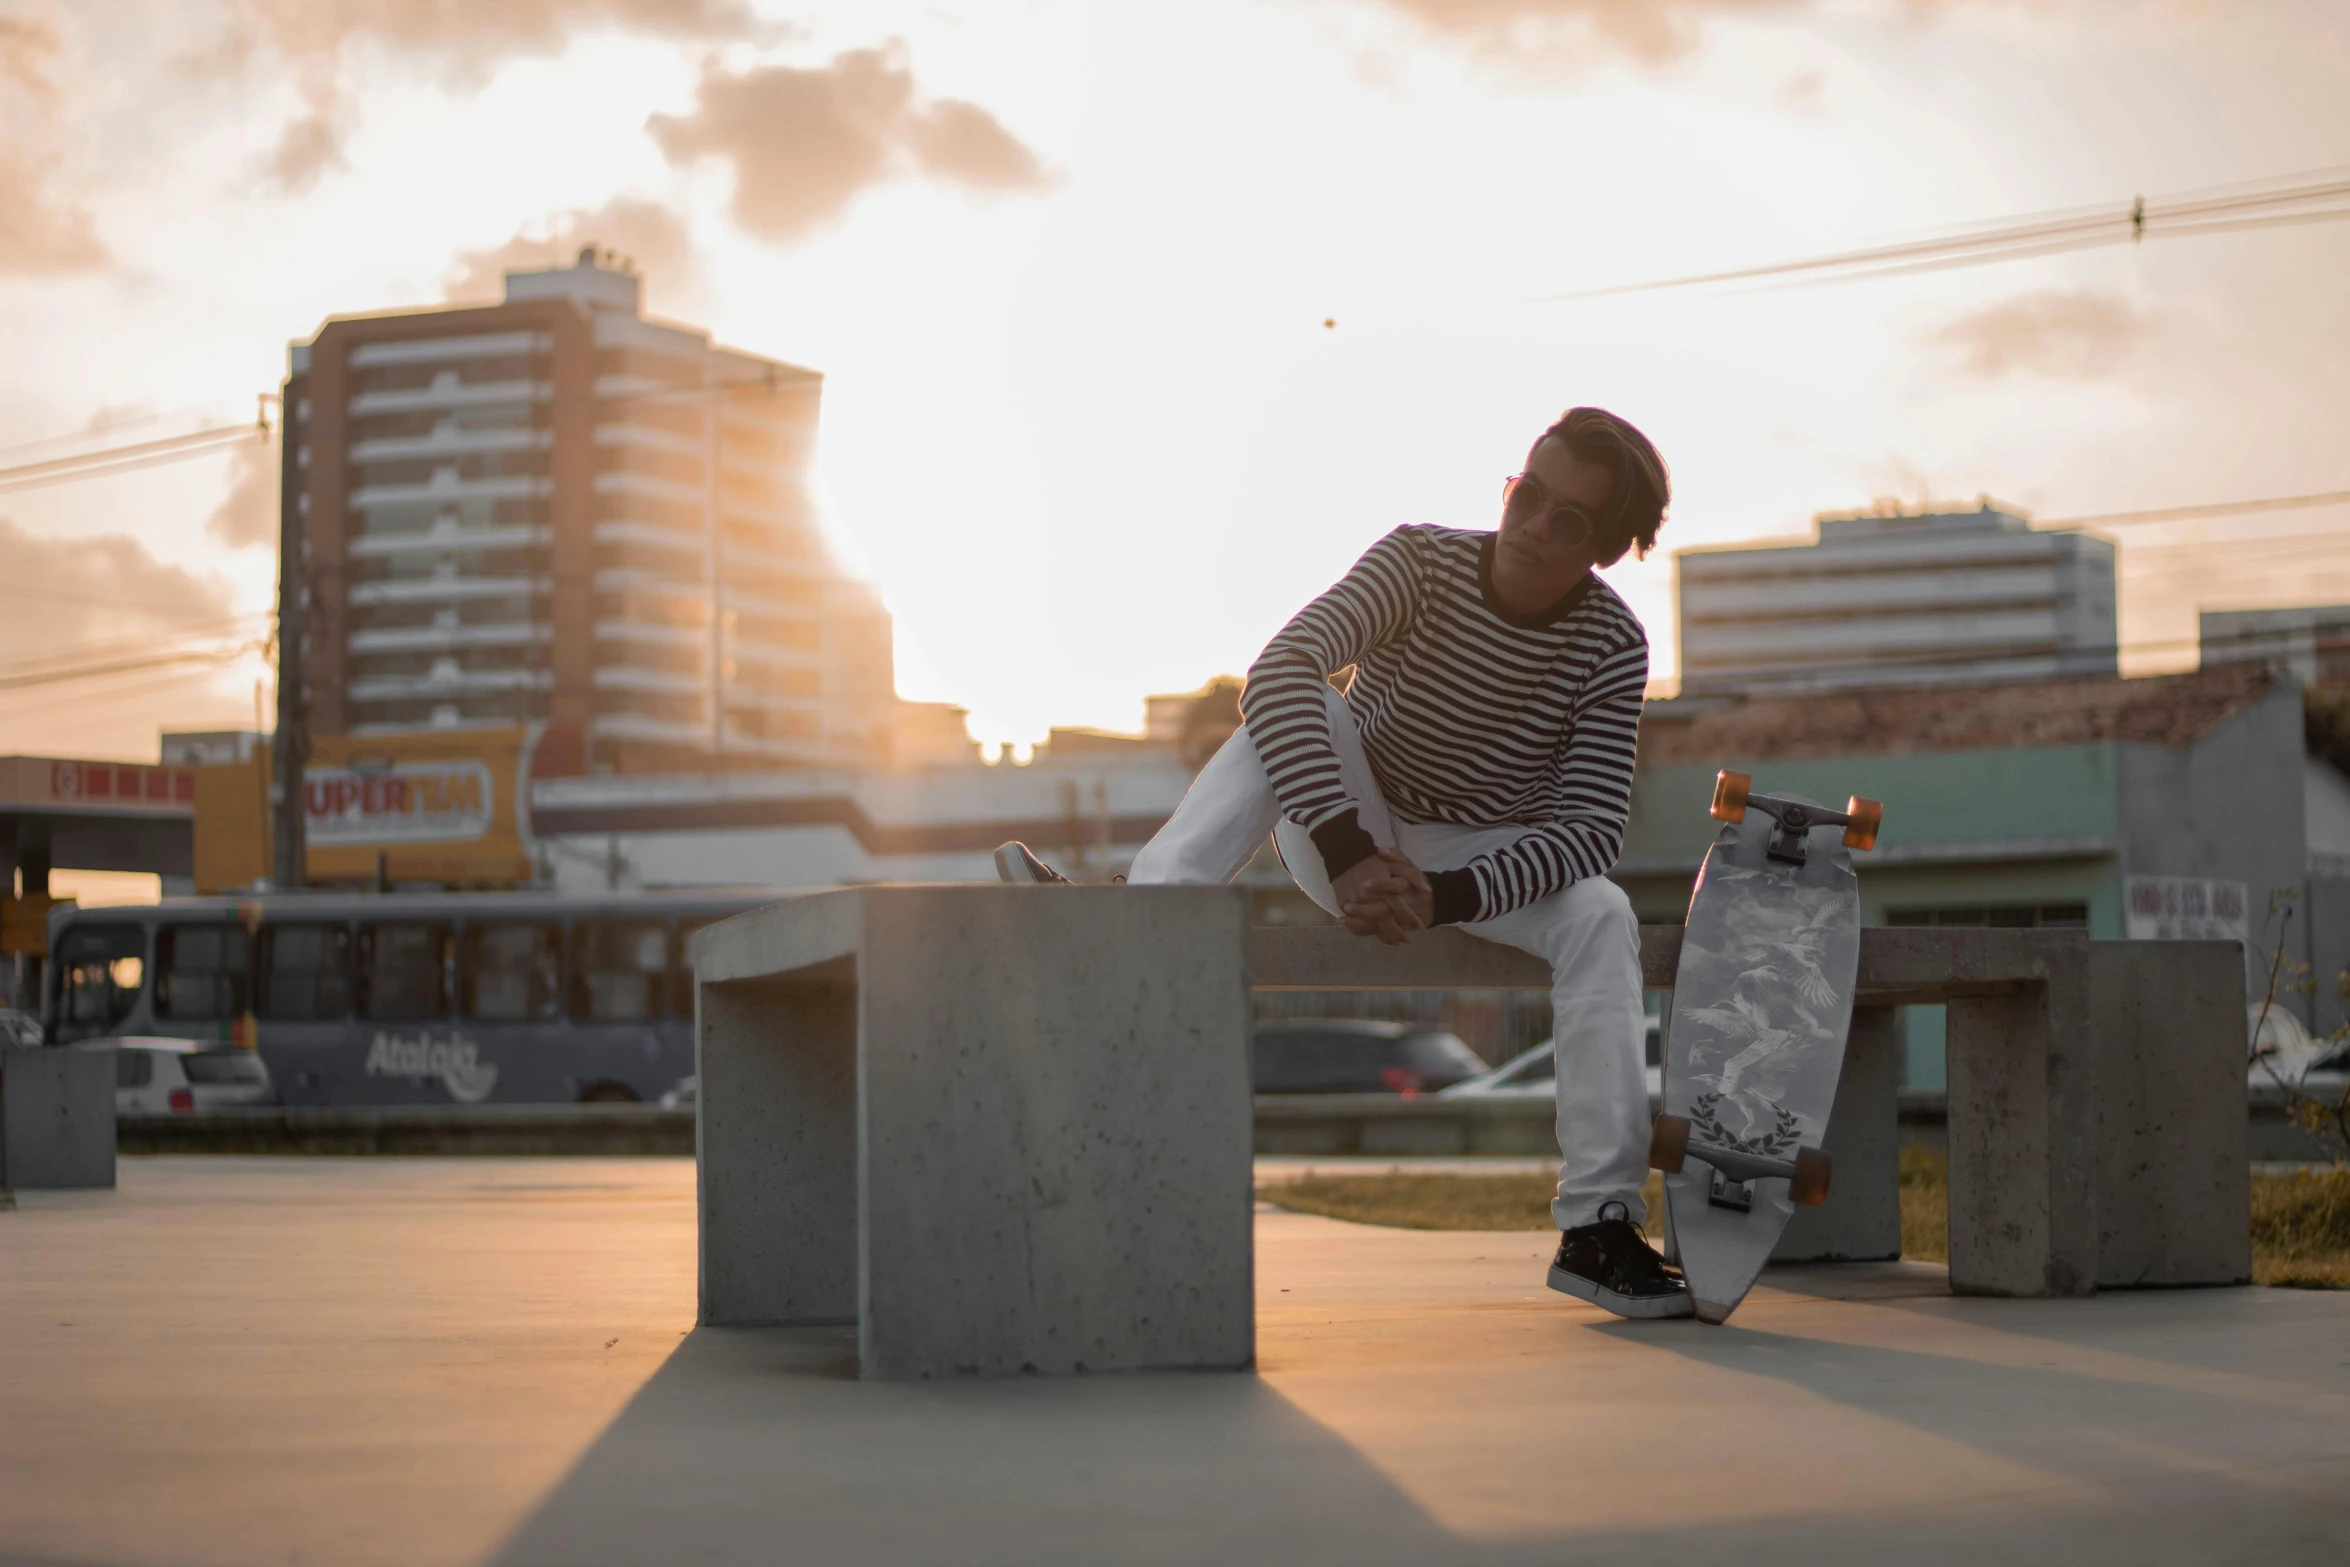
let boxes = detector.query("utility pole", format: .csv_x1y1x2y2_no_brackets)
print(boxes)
271,379,308,891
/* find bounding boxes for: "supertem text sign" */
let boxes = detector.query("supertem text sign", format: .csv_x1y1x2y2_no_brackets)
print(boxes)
305,762,495,846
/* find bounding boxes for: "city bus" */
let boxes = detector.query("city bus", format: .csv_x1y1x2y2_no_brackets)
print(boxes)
41,890,776,1106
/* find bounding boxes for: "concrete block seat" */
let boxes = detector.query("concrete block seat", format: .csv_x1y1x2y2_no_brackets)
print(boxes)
690,886,1256,1380
1254,924,2253,1296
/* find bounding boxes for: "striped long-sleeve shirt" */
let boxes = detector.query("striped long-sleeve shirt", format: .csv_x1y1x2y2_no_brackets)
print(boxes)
1242,525,1648,925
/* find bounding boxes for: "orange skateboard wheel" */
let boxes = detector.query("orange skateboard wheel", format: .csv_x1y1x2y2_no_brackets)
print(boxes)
1648,1113,1690,1174
1710,770,1750,824
1842,796,1882,851
1789,1146,1833,1207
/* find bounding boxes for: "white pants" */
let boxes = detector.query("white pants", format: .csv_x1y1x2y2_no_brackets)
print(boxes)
1130,689,1651,1228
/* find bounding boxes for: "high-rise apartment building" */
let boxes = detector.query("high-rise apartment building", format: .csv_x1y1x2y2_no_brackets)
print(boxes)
1675,506,2118,696
277,249,895,775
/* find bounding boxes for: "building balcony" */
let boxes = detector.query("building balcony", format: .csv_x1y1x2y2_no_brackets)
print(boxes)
594,423,705,458
589,712,713,747
593,519,706,554
592,469,705,506
348,575,549,607
349,665,553,701
348,621,547,654
349,427,547,463
593,665,709,695
349,522,551,558
348,381,544,418
595,619,707,649
349,330,549,368
351,472,549,510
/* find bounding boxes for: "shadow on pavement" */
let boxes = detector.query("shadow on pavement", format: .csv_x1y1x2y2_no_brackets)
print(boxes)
486,1326,1471,1567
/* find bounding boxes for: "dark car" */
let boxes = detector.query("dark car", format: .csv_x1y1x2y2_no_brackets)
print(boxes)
1251,1018,1489,1096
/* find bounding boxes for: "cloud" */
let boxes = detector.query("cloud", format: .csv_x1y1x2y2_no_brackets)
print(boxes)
1355,0,1813,64
648,47,1051,244
1925,287,2154,381
444,196,699,312
0,514,240,662
0,12,106,273
227,0,768,190
206,440,280,550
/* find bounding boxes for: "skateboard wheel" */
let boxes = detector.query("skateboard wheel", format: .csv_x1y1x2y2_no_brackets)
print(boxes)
1648,1113,1690,1174
1842,796,1882,851
1790,1146,1833,1207
1710,771,1750,824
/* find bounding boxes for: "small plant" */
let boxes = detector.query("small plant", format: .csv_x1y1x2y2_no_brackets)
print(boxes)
2247,890,2350,1166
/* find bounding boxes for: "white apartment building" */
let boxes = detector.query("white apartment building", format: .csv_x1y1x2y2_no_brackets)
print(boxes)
1675,506,2118,695
281,250,896,774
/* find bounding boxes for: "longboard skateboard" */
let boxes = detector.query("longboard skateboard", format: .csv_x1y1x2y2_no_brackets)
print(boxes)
1652,771,1882,1325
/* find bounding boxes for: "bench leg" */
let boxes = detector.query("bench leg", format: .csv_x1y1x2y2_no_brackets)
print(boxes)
697,972,859,1327
1946,963,2097,1297
1773,1005,1901,1263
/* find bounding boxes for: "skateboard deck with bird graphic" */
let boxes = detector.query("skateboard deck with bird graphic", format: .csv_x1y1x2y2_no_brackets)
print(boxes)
1651,772,1881,1325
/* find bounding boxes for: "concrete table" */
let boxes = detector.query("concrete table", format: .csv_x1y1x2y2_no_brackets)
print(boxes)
690,885,1255,1380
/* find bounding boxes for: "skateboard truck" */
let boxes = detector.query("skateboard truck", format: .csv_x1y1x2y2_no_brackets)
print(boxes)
1647,1113,1833,1208
1710,771,1883,866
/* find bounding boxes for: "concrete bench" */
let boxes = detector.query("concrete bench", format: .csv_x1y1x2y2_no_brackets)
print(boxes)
1254,924,2251,1296
692,890,2247,1380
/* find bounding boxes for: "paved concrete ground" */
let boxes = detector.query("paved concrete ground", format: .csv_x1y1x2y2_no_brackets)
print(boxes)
2,1158,2346,1567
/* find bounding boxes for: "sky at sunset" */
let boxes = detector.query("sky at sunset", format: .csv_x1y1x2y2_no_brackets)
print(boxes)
4,0,2350,764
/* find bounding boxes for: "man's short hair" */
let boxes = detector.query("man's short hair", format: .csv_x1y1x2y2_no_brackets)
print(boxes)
1534,407,1670,565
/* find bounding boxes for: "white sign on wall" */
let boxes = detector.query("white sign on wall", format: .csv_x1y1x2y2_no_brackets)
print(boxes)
2123,875,2250,943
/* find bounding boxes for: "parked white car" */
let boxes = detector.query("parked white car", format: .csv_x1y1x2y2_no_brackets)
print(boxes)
2248,1004,2348,1100
1440,1019,1664,1103
78,1038,276,1115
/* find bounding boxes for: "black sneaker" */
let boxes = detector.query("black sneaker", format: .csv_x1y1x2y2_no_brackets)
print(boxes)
1546,1201,1692,1320
994,841,1070,884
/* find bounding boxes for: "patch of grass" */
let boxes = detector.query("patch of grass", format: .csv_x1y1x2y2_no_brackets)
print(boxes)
2250,1166,2350,1288
1899,1143,1949,1264
1261,1171,1668,1238
1261,1152,2350,1289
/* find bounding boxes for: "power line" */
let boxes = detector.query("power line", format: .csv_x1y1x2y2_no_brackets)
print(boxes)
0,422,265,496
0,638,268,695
1513,165,2350,306
2037,488,2350,530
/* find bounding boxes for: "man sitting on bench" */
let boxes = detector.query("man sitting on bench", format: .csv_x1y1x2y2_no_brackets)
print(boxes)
996,406,1689,1321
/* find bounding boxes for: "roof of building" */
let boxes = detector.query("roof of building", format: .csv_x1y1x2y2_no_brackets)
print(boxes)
1637,661,2282,766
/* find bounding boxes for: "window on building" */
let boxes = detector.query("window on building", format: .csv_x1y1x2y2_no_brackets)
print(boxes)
459,922,562,1023
156,924,252,1021
51,926,146,1042
357,922,451,1021
571,920,670,1023
257,924,353,1021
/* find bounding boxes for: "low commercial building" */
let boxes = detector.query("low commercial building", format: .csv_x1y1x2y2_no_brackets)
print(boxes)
1622,663,2350,1084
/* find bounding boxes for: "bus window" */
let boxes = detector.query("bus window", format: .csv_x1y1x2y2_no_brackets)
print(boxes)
571,920,666,1023
257,924,353,1021
357,922,450,1021
460,922,561,1023
52,926,145,1042
156,925,252,1021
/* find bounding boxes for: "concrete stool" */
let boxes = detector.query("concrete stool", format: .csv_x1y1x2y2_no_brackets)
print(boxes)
0,1046,116,1190
691,886,1256,1380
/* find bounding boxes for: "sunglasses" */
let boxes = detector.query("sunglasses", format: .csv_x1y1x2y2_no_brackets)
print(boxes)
1501,473,1599,549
